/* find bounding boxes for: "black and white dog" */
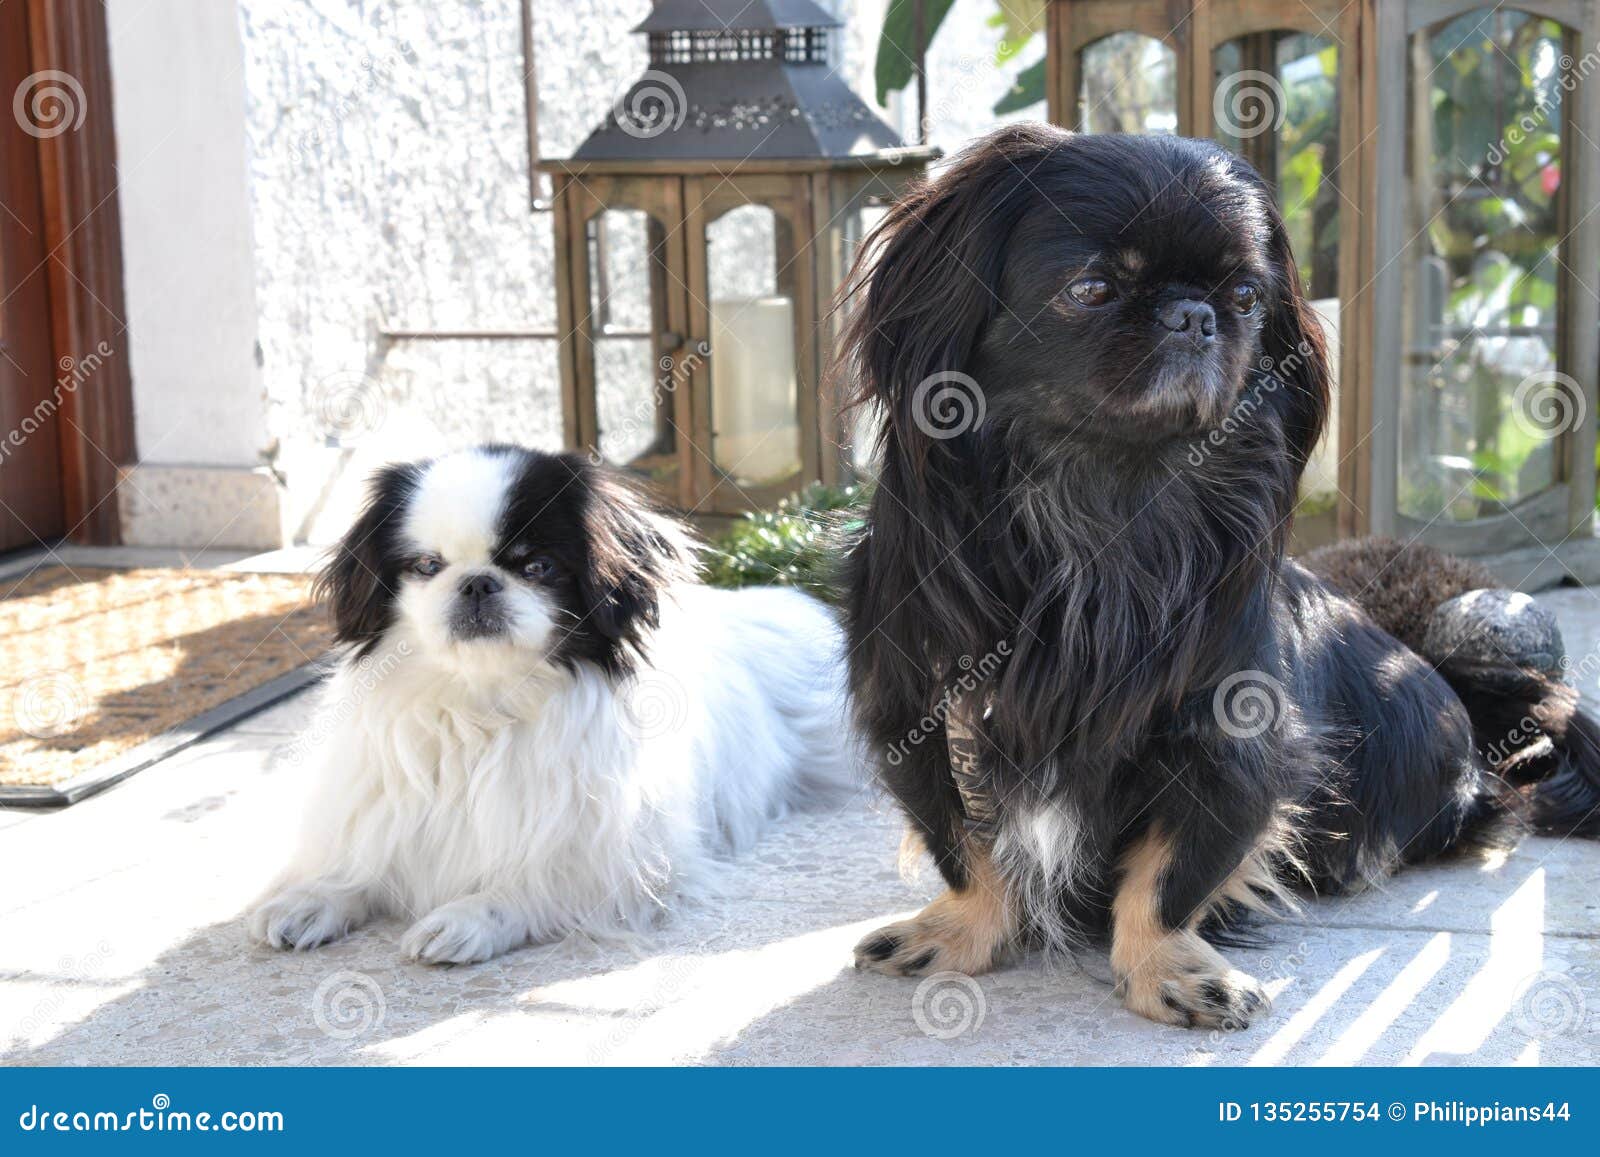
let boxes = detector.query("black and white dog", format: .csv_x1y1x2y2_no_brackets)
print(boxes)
251,445,856,964
840,125,1599,1028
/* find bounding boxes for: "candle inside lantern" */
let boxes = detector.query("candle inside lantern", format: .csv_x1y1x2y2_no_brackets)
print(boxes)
709,295,801,486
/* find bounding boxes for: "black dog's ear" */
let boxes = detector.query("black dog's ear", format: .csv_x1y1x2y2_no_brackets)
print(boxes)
837,124,1065,476
311,461,422,651
564,457,695,670
1257,196,1332,476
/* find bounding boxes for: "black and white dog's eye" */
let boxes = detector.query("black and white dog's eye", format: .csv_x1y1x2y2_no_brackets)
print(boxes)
1230,283,1260,314
1066,277,1115,307
411,554,445,578
521,557,555,581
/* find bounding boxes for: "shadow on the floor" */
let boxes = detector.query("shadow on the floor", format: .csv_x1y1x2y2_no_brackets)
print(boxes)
5,825,1594,1065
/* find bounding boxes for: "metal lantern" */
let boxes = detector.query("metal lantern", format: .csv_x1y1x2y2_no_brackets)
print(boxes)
1045,0,1600,582
543,0,936,516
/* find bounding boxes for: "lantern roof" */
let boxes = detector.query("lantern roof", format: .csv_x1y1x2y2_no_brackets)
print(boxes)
633,0,841,34
562,0,927,167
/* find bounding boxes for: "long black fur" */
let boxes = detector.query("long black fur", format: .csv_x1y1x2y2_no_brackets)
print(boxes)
1304,536,1600,836
839,126,1584,947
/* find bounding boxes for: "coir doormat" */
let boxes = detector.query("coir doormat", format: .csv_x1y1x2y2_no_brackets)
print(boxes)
0,566,330,806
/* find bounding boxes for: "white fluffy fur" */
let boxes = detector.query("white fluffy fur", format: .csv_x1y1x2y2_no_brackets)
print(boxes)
250,452,858,964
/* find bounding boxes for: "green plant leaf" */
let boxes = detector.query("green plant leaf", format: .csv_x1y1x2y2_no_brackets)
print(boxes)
992,56,1045,114
874,0,958,105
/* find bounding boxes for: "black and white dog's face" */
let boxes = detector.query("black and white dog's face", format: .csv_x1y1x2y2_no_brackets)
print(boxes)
315,446,692,677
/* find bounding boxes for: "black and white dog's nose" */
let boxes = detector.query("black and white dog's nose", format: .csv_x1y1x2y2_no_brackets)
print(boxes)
1157,299,1217,340
459,572,504,600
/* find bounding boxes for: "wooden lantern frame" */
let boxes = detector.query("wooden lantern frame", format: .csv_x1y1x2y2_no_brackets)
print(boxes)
1045,0,1600,579
542,153,932,516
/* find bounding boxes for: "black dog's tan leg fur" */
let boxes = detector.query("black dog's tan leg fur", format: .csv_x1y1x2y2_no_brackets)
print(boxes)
854,845,1016,976
1111,827,1269,1029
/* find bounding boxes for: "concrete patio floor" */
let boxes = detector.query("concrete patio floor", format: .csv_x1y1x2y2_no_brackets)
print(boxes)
2,582,1598,1066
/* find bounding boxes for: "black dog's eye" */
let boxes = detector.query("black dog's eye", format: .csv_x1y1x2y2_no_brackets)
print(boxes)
1066,277,1116,307
411,554,445,578
1230,283,1261,314
521,557,556,582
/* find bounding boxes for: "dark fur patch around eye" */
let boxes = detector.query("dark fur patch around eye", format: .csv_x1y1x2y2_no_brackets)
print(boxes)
312,461,424,654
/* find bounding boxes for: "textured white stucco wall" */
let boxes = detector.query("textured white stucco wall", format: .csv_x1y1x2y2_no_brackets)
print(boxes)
102,0,1033,545
105,0,1033,545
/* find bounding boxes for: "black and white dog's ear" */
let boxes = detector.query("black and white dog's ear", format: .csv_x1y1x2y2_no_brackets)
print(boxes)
1257,192,1332,475
565,457,694,662
312,461,421,650
838,124,1063,475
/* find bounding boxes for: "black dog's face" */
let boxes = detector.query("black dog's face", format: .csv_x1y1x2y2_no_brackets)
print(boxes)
977,137,1276,440
844,127,1325,461
992,151,1273,439
315,446,690,678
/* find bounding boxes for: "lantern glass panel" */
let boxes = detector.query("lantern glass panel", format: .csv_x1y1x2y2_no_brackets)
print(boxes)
586,207,677,486
1079,33,1176,134
1398,9,1566,523
706,203,802,490
845,200,891,480
1212,31,1342,546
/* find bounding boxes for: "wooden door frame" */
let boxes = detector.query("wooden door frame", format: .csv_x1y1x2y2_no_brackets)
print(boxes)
18,0,135,545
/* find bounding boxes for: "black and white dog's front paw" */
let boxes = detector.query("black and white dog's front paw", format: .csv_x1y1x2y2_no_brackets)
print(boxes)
400,897,529,965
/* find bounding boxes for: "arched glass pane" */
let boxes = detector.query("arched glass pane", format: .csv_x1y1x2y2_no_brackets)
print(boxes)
1398,9,1567,523
586,208,677,485
1213,31,1341,546
707,203,801,489
1079,33,1177,134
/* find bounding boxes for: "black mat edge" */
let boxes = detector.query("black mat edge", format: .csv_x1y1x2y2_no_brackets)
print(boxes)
0,659,331,809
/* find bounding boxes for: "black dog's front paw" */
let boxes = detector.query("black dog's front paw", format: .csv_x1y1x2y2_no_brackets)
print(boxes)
1119,966,1270,1030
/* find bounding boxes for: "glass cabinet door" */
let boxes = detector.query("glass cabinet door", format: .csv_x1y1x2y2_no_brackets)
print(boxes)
1210,26,1345,547
1397,8,1569,533
1079,32,1178,133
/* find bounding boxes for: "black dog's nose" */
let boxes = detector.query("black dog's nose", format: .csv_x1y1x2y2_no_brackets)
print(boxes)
1157,299,1217,340
459,572,503,600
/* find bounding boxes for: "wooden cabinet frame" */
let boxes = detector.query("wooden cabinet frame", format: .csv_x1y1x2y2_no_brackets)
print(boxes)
1046,0,1600,570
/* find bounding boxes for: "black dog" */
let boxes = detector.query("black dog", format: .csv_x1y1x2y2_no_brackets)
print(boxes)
840,125,1598,1029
